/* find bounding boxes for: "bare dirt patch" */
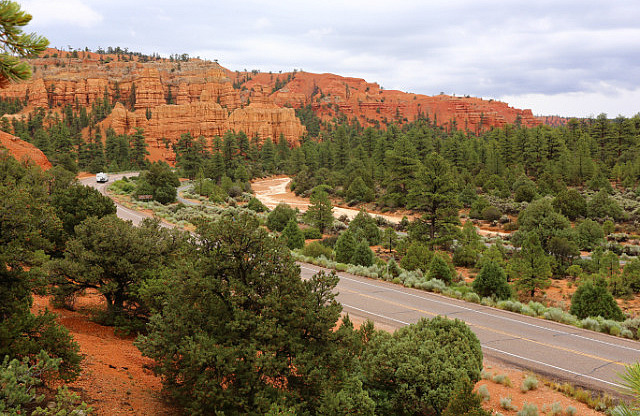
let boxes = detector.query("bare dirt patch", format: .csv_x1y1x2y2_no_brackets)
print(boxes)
252,176,412,224
32,293,179,416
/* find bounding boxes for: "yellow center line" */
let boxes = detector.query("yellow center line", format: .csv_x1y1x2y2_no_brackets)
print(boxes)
343,288,626,368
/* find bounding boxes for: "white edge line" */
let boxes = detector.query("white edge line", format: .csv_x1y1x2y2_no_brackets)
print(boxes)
341,303,622,389
300,264,640,354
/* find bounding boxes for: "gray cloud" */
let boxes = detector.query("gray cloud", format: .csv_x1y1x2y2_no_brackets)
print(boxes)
20,0,640,116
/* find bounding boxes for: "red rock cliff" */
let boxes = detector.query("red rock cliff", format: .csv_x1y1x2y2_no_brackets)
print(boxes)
0,49,542,163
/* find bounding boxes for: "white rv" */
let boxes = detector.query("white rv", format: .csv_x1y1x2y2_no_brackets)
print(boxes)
96,172,109,183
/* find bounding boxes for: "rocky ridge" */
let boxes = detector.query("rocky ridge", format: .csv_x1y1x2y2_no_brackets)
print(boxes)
0,49,540,163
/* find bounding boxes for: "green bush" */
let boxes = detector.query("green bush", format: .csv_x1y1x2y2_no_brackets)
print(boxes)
482,206,502,222
427,253,453,284
472,260,511,300
301,241,333,259
517,402,539,416
570,278,624,321
360,317,483,416
351,239,375,267
400,242,433,272
335,230,357,263
247,197,268,212
266,203,297,232
303,227,323,240
0,351,90,415
281,220,305,250
520,375,538,392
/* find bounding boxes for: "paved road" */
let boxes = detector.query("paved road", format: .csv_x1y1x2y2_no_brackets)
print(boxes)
80,174,639,395
297,263,640,395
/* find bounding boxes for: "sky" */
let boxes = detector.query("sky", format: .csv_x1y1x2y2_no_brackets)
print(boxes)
20,0,640,118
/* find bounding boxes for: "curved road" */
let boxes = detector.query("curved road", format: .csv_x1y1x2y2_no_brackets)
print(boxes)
81,174,639,396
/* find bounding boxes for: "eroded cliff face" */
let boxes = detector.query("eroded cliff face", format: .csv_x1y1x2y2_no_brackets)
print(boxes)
247,71,540,132
0,48,540,163
0,131,51,170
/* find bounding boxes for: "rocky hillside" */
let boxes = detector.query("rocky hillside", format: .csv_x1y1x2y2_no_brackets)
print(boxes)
0,130,51,169
0,48,540,162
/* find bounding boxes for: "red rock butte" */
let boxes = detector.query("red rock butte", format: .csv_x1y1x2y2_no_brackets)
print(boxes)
0,48,540,163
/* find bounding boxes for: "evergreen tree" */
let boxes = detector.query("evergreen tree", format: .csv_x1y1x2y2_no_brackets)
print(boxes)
267,203,297,232
472,261,511,300
508,233,552,298
137,213,351,414
570,278,624,321
281,219,304,250
129,128,149,168
0,1,48,85
0,155,80,379
407,152,461,248
335,229,357,264
348,209,381,245
306,189,333,233
261,137,276,173
351,239,374,267
427,253,453,284
360,317,482,416
128,81,136,111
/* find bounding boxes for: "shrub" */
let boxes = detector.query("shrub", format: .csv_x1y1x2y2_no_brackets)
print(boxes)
348,209,381,245
464,292,481,303
517,402,539,416
498,300,524,314
570,278,625,321
400,242,433,272
281,220,305,250
472,260,511,300
427,253,453,285
520,375,538,392
581,317,600,331
247,197,268,212
500,396,517,411
566,405,577,415
335,230,357,264
0,351,90,415
303,227,323,240
351,240,375,267
544,308,579,325
493,374,512,387
301,241,333,259
266,203,297,232
477,384,490,401
549,402,563,416
482,206,502,222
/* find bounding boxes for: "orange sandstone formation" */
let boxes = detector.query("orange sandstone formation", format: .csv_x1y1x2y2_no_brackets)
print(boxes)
0,49,542,164
0,131,52,169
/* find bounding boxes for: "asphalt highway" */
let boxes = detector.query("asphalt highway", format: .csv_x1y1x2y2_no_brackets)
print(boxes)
81,173,640,395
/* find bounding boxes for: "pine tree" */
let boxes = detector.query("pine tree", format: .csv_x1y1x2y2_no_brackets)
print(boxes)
128,81,137,111
472,261,511,300
281,219,304,250
335,230,356,264
407,152,461,248
508,233,552,298
0,1,48,86
306,189,333,233
351,239,374,267
427,253,453,284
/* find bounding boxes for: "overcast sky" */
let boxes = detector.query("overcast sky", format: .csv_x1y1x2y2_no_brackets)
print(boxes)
21,0,640,118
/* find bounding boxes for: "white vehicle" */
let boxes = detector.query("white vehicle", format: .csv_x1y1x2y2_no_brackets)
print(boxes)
96,172,109,183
